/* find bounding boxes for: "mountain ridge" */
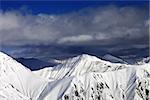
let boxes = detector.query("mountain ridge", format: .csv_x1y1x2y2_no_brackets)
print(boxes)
0,51,149,100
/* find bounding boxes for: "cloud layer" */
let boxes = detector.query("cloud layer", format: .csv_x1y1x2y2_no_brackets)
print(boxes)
0,5,149,59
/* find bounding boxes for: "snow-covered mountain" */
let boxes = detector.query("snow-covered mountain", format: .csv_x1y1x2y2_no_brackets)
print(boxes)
0,52,48,100
136,57,150,65
34,54,150,100
102,54,127,64
33,54,128,80
0,52,150,100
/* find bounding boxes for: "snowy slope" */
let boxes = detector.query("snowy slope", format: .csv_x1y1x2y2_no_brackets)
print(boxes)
0,82,30,100
33,54,150,100
0,52,48,100
33,54,127,80
0,52,150,100
36,64,150,100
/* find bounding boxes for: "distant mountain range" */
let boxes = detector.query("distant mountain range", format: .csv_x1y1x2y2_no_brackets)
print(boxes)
0,51,149,100
15,54,148,71
15,58,59,70
102,54,127,64
15,54,127,71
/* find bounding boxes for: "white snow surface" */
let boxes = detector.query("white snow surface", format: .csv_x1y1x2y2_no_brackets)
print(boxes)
0,52,48,100
0,52,150,100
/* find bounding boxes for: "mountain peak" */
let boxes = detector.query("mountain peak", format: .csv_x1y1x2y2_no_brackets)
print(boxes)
78,54,101,62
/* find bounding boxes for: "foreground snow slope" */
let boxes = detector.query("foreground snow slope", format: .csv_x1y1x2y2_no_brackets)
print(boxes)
0,52,48,100
35,60,150,100
0,52,150,100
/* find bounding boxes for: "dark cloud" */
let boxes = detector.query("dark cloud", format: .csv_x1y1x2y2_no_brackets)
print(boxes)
1,44,148,62
0,5,149,60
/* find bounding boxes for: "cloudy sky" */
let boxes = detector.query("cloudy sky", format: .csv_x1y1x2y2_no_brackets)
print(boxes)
0,1,149,60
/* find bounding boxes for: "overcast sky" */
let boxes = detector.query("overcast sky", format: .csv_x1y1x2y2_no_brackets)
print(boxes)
0,1,149,60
